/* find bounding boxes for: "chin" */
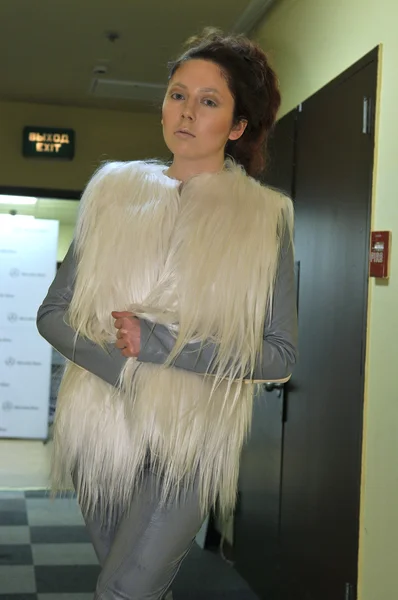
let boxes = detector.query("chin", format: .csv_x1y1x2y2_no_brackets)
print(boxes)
168,147,200,161
165,136,196,155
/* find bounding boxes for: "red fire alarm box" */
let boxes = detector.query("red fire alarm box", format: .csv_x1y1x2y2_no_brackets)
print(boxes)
369,231,391,278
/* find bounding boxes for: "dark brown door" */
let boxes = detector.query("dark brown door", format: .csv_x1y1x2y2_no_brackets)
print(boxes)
234,50,377,600
278,54,376,600
234,385,285,598
233,113,297,599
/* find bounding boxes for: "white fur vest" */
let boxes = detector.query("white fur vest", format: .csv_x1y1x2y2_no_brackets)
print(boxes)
52,159,293,521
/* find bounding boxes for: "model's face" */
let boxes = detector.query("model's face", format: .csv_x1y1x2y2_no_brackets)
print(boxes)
162,59,246,166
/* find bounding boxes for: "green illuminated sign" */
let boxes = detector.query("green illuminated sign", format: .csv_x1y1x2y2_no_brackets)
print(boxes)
23,126,75,160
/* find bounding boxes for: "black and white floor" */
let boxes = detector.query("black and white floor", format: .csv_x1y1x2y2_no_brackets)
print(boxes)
0,490,258,600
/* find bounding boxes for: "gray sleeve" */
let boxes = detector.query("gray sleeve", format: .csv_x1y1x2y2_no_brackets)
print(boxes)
137,233,298,381
36,243,127,387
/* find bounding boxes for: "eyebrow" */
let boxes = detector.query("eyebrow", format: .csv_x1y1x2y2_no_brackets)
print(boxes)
170,82,221,95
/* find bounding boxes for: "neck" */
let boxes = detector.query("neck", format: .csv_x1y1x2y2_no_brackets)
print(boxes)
165,155,225,182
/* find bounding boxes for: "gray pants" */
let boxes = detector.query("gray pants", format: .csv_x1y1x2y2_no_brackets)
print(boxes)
79,471,205,600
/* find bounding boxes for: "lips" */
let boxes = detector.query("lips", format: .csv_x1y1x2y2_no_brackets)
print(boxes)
175,129,195,137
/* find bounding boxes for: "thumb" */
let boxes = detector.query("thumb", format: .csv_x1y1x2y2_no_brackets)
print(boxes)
112,311,134,318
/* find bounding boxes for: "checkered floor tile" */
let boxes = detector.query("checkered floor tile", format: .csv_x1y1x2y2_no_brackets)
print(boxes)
0,490,258,599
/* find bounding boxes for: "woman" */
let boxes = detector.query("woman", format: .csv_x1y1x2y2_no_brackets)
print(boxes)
37,29,297,600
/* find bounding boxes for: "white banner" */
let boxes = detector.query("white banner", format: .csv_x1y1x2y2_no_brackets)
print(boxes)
0,215,59,439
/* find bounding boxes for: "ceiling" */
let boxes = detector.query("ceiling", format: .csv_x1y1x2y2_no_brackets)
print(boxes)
1,0,275,113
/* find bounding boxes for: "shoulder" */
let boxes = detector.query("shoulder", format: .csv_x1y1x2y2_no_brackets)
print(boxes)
225,159,293,207
78,160,170,215
240,168,294,253
257,186,294,258
86,159,167,187
229,160,294,226
262,185,294,225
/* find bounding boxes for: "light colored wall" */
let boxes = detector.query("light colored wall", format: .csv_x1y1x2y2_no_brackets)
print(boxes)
255,1,397,598
58,224,75,262
0,100,167,191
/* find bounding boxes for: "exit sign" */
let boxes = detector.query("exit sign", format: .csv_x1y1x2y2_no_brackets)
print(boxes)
23,126,75,160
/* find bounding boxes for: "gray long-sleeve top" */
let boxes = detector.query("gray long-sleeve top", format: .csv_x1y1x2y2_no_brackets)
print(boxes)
36,237,297,386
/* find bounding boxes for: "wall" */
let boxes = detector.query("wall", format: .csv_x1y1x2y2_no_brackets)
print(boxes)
58,225,75,262
255,1,397,598
0,100,168,191
0,99,168,260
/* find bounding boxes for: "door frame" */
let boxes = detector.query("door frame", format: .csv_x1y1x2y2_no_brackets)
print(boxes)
0,185,81,200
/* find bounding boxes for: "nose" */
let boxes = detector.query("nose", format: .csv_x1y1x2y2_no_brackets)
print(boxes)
181,101,195,121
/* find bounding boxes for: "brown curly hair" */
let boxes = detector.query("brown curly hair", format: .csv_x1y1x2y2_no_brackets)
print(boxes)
168,28,281,178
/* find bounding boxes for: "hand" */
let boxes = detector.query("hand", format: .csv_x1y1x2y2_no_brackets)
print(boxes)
111,311,141,358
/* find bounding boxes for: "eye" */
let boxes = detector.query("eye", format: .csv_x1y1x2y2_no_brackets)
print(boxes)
170,92,184,100
203,98,217,107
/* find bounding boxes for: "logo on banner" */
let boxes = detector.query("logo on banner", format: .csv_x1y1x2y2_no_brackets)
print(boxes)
1,401,39,412
0,382,10,387
18,360,42,366
0,337,12,343
0,248,17,254
4,356,41,367
6,312,36,323
9,268,46,278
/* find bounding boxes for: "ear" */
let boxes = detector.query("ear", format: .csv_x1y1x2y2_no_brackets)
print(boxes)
228,119,248,142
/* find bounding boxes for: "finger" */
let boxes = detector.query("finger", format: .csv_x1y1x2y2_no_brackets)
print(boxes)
114,318,135,331
114,317,131,330
120,318,137,332
113,318,123,329
115,338,128,349
121,348,135,357
116,329,128,339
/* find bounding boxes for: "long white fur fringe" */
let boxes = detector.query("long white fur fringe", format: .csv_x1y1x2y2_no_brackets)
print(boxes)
52,159,293,522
